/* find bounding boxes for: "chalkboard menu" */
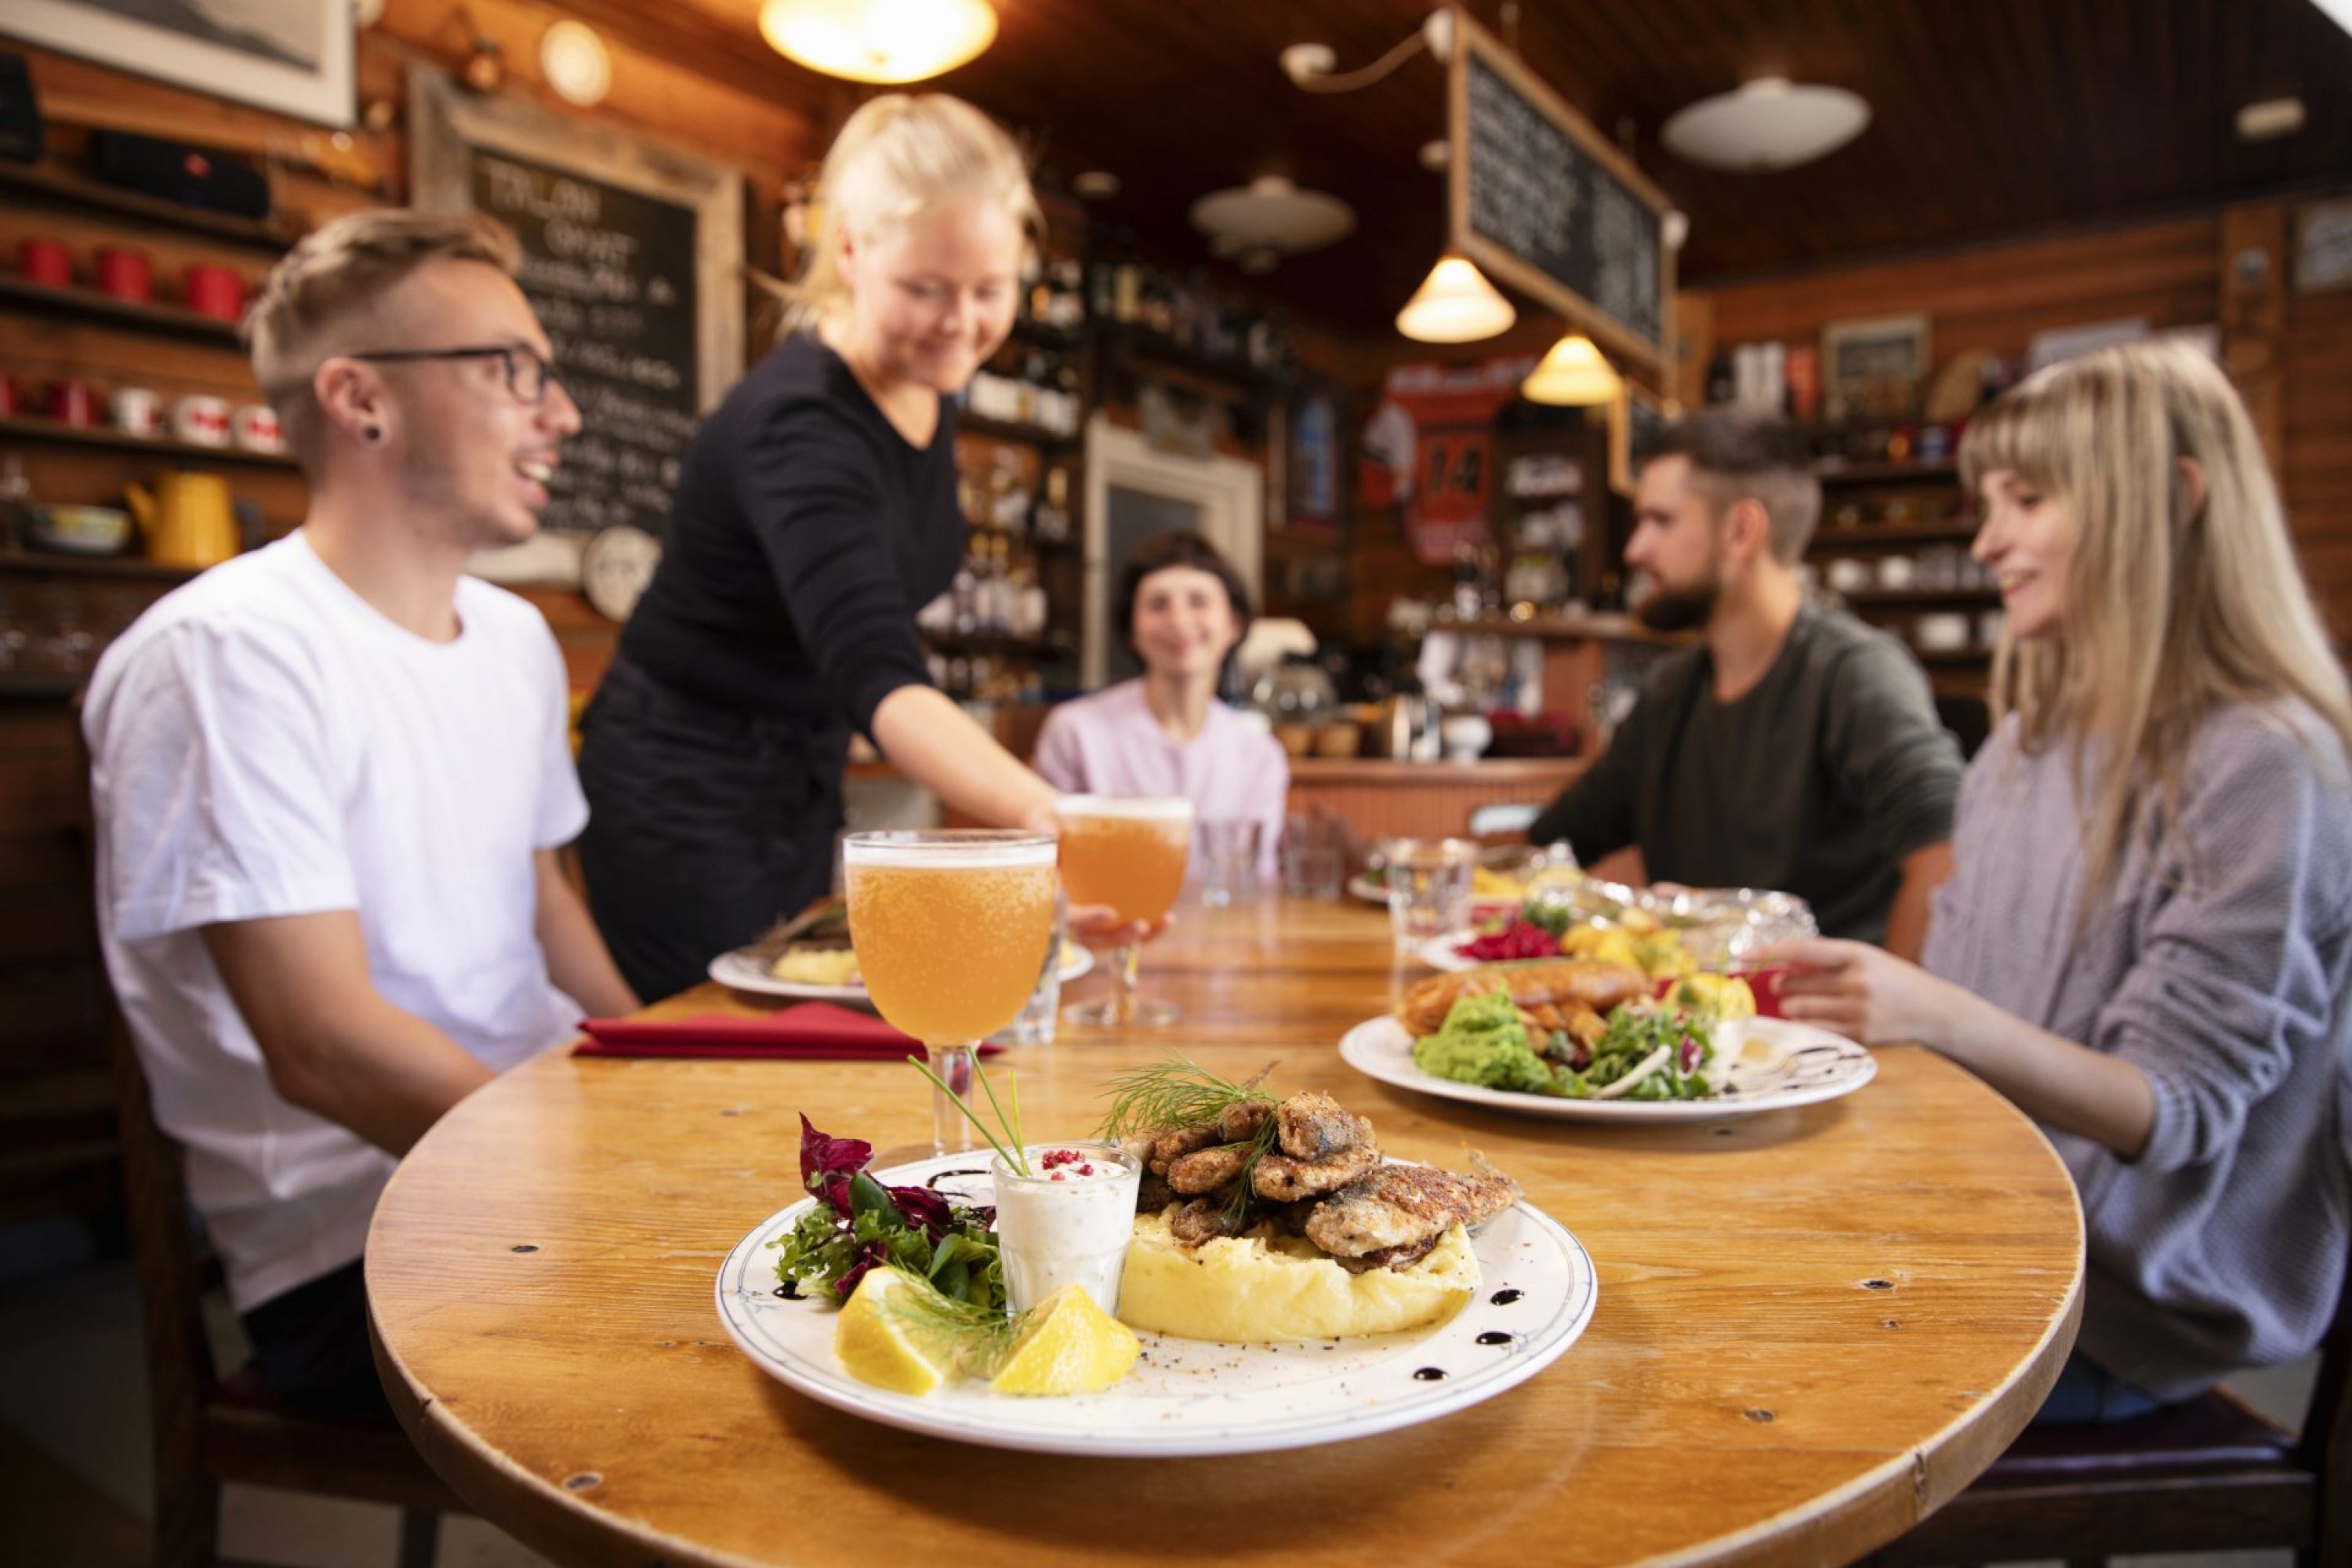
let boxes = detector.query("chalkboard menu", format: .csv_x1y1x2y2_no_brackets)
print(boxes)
409,67,744,574
470,149,702,537
1449,17,1671,373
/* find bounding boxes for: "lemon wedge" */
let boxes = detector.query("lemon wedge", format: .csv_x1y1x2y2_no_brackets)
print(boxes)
833,1268,953,1396
988,1284,1140,1397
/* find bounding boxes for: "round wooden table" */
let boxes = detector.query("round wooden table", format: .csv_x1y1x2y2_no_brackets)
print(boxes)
368,898,2082,1567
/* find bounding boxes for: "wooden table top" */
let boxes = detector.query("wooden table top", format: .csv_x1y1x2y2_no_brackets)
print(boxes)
368,898,2082,1568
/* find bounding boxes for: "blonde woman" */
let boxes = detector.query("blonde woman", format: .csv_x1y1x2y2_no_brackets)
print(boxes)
1763,341,2352,1423
579,96,1142,1000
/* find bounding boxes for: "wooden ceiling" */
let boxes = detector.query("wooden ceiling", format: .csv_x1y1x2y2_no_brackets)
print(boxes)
660,0,2352,335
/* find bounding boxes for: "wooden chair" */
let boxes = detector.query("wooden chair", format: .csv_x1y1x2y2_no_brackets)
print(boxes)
1869,1249,2352,1566
107,1006,462,1568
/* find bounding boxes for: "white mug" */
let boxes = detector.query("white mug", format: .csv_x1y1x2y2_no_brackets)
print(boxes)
232,403,285,452
171,394,230,447
109,385,163,437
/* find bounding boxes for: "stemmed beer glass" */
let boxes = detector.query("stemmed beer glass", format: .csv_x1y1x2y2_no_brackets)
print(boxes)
1055,795,1192,1027
842,829,1059,1153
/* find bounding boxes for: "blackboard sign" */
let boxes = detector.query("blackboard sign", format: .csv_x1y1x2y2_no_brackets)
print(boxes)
1447,12,1672,376
470,149,701,538
409,67,743,580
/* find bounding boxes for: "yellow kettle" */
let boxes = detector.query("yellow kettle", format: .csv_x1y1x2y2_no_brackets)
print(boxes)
126,471,238,568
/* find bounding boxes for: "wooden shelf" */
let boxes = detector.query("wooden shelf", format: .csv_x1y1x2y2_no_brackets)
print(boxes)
956,411,1084,449
1817,459,1960,485
1448,612,1685,645
0,550,198,582
1008,317,1083,350
0,671,91,699
1842,586,2002,606
1105,326,1279,391
1916,648,1995,666
964,522,1080,557
0,416,296,469
0,163,294,250
1812,524,1978,547
921,630,1076,659
0,276,243,344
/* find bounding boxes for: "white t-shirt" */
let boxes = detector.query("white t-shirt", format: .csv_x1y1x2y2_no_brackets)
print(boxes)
83,531,589,1312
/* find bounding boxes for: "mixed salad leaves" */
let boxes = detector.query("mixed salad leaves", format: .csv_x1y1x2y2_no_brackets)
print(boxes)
771,1116,1005,1310
1411,976,1759,1102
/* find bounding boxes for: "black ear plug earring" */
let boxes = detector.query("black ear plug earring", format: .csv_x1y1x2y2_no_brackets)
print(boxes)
363,425,383,443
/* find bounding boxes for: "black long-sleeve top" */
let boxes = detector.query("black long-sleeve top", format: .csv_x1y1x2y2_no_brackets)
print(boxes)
618,333,960,735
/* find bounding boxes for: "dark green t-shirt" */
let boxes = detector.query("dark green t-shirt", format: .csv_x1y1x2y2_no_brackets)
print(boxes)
1529,606,1962,943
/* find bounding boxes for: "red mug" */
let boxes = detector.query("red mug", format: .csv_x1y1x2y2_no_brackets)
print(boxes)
183,264,245,322
95,246,153,303
48,379,96,427
19,238,71,288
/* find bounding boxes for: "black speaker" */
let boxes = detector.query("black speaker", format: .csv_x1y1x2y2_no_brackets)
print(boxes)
0,53,42,164
89,130,270,220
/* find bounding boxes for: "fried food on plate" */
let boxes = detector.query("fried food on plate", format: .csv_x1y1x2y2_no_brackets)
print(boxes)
1397,959,1648,1036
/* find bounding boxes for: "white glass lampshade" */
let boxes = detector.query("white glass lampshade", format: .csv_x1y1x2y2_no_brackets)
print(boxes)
1522,334,1620,406
759,0,997,84
1396,256,1515,343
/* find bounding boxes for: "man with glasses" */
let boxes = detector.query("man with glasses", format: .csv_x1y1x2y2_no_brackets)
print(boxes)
82,209,637,1414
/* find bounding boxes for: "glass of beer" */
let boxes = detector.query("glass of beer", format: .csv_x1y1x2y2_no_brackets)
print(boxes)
843,829,1058,1153
1056,795,1192,1027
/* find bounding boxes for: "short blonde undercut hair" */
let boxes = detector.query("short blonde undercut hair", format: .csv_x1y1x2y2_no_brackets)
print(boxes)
244,208,521,465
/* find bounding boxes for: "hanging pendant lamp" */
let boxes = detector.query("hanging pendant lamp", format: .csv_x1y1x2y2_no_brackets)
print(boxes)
1521,334,1621,405
1396,255,1515,343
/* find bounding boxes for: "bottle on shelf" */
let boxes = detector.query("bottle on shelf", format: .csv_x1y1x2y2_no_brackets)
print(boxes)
1030,465,1072,545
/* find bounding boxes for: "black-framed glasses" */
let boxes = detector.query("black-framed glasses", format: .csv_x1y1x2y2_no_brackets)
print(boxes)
346,343,560,405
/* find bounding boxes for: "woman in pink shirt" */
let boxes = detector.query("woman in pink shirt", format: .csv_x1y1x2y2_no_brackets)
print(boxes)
1033,532,1290,881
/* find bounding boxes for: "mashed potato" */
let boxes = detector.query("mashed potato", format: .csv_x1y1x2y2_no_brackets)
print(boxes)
1116,1209,1478,1342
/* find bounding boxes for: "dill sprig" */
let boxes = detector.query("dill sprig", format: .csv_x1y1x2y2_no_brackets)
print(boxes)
872,1269,1025,1377
1221,1119,1282,1226
1097,1054,1276,1142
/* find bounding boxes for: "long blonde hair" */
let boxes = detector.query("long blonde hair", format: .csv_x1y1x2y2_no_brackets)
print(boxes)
783,93,1038,332
1959,339,2352,908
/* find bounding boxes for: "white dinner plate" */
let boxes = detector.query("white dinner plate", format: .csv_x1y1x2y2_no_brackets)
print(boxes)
1339,1014,1877,1123
1413,931,1488,971
710,943,1094,1004
714,1153,1597,1457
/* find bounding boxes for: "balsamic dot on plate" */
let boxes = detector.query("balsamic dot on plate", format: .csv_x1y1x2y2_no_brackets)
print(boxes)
1475,1330,1514,1346
1413,1367,1448,1381
1489,1288,1523,1305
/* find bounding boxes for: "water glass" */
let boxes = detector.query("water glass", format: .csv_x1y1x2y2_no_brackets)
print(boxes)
1384,837,1476,954
1281,814,1348,898
1198,819,1262,907
989,890,1067,1047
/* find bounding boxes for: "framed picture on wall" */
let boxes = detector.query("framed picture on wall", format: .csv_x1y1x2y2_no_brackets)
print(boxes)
1609,380,1668,497
1820,313,1931,422
1,0,354,126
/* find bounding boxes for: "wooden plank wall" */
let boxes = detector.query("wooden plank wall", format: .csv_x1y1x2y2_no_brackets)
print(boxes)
1697,207,2352,641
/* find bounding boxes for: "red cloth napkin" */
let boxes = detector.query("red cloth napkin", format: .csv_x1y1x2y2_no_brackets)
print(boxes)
572,1002,1003,1060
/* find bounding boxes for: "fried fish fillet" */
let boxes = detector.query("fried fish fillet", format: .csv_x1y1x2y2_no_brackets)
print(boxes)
1276,1091,1372,1158
1167,1142,1255,1194
1148,1122,1221,1174
1396,960,1648,1036
1219,1098,1272,1143
1304,1164,1522,1258
1251,1139,1382,1202
1168,1195,1248,1243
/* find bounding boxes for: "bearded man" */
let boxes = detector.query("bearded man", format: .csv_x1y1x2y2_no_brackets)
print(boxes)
1527,409,1962,954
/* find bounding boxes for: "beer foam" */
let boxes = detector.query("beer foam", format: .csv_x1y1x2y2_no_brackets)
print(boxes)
842,834,1058,869
1056,794,1195,823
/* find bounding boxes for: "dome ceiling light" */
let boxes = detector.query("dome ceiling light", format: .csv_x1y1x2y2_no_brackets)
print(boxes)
1189,176,1356,274
1521,334,1620,406
758,0,997,85
1662,77,1870,172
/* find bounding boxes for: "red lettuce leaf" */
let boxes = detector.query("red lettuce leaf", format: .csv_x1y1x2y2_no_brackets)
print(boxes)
798,1114,873,1216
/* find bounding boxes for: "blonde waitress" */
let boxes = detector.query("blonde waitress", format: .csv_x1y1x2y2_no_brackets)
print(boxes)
578,96,1140,1000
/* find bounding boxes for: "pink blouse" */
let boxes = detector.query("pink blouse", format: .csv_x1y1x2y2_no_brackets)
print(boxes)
1031,681,1290,879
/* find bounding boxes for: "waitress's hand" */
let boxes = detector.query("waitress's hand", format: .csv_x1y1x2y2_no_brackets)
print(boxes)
1068,904,1172,952
1751,937,1962,1048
